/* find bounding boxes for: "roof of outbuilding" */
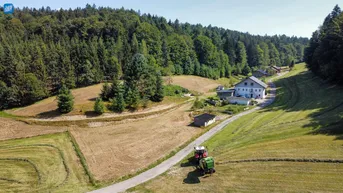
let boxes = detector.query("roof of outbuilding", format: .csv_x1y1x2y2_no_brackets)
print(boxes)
248,76,268,88
227,96,251,102
194,113,216,122
271,66,281,70
217,89,235,93
256,69,268,75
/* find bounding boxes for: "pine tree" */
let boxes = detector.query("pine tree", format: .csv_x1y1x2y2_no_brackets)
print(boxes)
236,41,248,71
109,92,125,112
57,85,74,113
0,81,9,110
109,79,122,99
94,97,105,114
140,40,148,56
125,86,140,109
151,72,164,102
131,33,139,54
100,82,111,101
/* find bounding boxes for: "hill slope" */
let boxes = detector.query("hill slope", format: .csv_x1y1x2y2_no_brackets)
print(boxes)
165,75,242,94
130,64,343,192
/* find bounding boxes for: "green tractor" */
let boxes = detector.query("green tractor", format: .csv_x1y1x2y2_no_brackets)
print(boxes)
199,156,216,175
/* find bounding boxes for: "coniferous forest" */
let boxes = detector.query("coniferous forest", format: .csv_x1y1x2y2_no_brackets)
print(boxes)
0,4,308,109
304,5,343,84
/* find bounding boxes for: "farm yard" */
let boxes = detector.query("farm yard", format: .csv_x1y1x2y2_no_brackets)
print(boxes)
129,64,343,192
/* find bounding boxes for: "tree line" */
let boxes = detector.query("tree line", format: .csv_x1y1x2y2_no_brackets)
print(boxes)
0,4,308,110
304,5,343,84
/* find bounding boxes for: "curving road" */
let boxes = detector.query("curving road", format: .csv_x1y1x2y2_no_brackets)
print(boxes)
90,80,277,193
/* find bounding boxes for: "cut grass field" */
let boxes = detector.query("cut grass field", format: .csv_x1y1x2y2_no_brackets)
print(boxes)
165,75,243,94
6,84,104,117
130,63,343,192
0,132,92,192
4,83,188,119
70,102,203,182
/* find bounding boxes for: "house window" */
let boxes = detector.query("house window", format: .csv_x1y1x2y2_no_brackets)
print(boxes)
244,82,247,86
251,83,254,86
259,89,261,92
255,89,257,92
238,88,240,91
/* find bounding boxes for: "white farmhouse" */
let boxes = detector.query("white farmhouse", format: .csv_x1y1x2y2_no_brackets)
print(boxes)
234,76,268,99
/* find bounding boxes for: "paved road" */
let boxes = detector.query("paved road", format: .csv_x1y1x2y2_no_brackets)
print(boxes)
90,82,277,193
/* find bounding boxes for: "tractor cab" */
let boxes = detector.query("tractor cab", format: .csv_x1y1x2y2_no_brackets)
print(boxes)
194,146,208,162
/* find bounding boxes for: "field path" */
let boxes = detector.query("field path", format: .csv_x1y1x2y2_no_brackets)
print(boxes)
90,76,281,193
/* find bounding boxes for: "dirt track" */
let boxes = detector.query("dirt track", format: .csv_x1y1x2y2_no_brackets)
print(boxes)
0,118,66,141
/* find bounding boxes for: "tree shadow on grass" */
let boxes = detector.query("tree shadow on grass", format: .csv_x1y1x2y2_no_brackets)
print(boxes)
256,70,343,140
84,111,101,118
307,119,343,140
37,109,61,118
88,97,97,101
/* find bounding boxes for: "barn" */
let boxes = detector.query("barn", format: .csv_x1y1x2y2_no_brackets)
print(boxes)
194,113,216,127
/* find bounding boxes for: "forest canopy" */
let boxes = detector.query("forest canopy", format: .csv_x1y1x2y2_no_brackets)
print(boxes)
304,5,343,84
0,4,308,109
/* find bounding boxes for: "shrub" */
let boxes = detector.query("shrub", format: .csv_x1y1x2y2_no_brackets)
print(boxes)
192,97,205,110
94,98,105,114
164,85,189,96
225,105,245,114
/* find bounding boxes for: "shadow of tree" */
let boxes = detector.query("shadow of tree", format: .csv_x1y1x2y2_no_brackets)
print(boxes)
88,97,97,101
84,111,101,118
256,70,343,139
37,109,61,118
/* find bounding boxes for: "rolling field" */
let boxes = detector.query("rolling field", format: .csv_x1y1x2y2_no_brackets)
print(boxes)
0,132,92,192
69,102,204,182
0,117,66,141
6,84,104,117
165,75,220,93
165,75,243,96
130,64,343,192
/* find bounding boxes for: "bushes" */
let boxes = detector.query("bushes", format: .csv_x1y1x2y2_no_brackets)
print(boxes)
225,105,245,114
164,85,189,96
192,97,205,110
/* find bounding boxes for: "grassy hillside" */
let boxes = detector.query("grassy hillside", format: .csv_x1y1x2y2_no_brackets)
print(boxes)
6,84,104,117
165,75,243,94
0,132,92,192
130,63,343,192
